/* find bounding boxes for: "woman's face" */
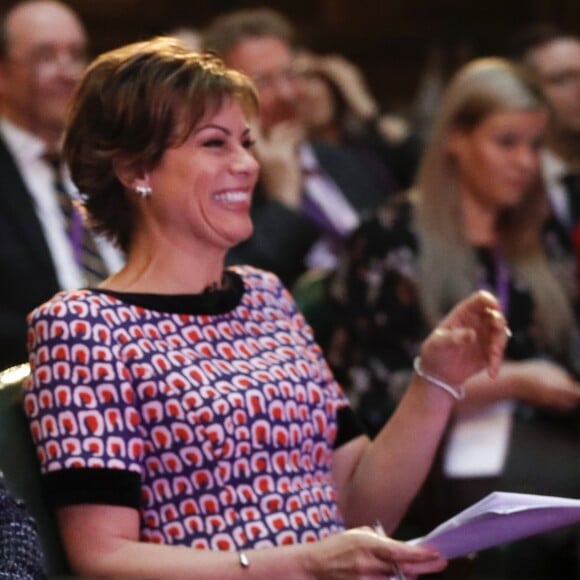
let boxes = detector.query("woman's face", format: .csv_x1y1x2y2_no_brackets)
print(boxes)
142,99,259,253
448,108,548,210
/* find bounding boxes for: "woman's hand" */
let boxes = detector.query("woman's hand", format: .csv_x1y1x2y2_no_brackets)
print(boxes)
315,54,379,121
419,290,509,389
503,360,580,411
304,527,446,579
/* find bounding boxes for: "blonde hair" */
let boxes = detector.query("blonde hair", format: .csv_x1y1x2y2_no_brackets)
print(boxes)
415,57,573,355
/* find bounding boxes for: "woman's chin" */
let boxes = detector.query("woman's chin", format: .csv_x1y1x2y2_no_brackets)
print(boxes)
223,223,254,249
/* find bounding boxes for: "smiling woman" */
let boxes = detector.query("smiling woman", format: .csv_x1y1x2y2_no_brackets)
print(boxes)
129,101,258,264
21,37,511,579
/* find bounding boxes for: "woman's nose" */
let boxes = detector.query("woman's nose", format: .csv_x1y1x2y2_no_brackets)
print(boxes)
516,144,539,171
232,147,260,176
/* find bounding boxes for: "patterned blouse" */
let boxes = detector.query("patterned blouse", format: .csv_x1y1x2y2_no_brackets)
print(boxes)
326,198,578,436
24,266,362,550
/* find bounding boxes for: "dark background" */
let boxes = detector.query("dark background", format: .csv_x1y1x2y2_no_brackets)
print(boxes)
4,0,580,114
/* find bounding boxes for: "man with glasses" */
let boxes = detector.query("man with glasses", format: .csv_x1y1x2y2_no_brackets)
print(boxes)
204,8,388,286
515,26,580,232
0,0,121,369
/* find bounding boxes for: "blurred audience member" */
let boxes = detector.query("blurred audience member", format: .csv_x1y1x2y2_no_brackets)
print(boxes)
326,57,580,577
203,8,389,285
328,56,579,433
0,0,122,369
167,26,202,52
513,25,580,300
513,25,580,231
0,474,46,579
295,52,421,191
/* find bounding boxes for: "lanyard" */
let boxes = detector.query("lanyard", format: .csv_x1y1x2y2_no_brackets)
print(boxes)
479,246,510,314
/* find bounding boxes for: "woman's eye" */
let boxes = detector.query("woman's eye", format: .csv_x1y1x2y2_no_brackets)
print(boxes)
243,139,256,149
496,135,517,148
203,139,225,148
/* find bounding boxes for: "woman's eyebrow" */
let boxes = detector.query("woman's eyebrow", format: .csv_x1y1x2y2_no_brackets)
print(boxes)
193,124,252,137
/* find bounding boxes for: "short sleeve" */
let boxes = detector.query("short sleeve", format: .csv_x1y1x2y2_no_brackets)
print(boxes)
266,273,362,446
24,291,144,507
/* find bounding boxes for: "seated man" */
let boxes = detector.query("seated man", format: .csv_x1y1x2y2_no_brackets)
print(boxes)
203,8,391,285
0,0,123,369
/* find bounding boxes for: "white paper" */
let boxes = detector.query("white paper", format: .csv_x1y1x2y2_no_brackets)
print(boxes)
443,400,515,478
410,491,580,559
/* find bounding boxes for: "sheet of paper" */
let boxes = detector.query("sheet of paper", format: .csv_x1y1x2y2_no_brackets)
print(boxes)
443,400,515,478
410,491,580,559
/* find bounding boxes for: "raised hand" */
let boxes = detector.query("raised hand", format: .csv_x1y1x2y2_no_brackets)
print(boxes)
419,290,509,389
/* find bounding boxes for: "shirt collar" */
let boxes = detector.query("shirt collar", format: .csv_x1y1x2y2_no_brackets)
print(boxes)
298,141,319,173
542,148,577,184
0,117,47,163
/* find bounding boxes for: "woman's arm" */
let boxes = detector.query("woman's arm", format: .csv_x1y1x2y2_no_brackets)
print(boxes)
58,503,446,578
332,290,509,532
458,359,580,414
332,374,454,532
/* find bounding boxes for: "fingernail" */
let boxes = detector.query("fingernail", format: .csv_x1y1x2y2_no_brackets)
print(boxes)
484,306,501,318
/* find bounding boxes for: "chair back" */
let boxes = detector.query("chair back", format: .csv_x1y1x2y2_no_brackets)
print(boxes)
0,364,70,576
291,268,334,351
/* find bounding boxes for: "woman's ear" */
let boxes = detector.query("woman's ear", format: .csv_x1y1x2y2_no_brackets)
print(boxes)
112,156,149,192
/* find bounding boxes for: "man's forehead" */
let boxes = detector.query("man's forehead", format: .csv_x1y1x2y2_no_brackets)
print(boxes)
5,2,86,53
530,38,580,72
225,36,293,77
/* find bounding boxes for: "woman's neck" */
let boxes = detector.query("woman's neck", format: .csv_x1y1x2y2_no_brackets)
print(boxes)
460,190,500,247
101,235,226,295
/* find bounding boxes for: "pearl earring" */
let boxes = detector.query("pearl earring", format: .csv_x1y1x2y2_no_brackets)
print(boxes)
134,184,152,198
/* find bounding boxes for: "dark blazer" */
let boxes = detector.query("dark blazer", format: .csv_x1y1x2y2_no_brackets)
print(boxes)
0,135,61,369
226,140,390,286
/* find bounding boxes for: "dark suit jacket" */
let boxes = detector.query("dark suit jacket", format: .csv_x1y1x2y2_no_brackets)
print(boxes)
226,140,390,286
0,135,61,369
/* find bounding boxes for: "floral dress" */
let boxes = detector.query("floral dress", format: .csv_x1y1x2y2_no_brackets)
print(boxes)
326,197,577,435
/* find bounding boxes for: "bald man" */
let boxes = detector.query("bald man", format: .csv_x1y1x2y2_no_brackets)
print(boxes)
0,1,121,368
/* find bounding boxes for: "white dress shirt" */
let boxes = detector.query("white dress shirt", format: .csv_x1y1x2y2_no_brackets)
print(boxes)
0,119,123,289
542,149,575,230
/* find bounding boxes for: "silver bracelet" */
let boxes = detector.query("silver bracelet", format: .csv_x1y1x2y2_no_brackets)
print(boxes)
413,356,465,400
239,551,250,568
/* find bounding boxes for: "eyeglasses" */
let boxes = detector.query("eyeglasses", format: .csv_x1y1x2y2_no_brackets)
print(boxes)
251,65,302,92
6,45,87,77
542,69,580,89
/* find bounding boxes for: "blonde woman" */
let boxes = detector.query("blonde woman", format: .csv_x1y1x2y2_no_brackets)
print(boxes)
327,56,580,576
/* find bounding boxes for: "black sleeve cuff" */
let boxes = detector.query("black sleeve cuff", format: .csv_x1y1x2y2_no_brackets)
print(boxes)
334,405,366,449
42,468,141,509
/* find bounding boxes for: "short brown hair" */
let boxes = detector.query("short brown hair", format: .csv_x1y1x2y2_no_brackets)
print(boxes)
63,36,258,252
203,8,295,58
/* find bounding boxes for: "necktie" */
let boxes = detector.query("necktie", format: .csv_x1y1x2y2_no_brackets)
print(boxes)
300,168,348,238
561,172,580,230
44,154,108,286
300,154,359,240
